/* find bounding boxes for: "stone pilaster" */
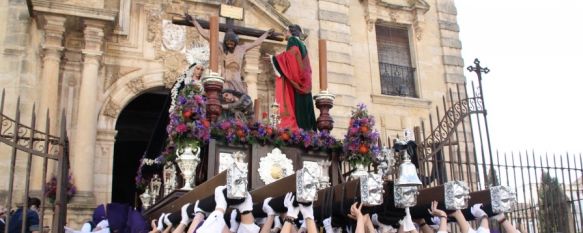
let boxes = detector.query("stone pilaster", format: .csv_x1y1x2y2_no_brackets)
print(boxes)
436,0,465,85
318,0,355,138
30,14,66,190
244,46,261,101
71,19,105,204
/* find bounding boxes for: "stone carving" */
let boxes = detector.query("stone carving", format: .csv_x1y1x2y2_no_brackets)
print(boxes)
185,43,210,67
258,148,294,185
126,78,145,94
162,20,186,51
267,0,290,13
103,101,121,118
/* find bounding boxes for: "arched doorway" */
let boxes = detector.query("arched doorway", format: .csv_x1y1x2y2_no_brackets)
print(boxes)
112,88,169,205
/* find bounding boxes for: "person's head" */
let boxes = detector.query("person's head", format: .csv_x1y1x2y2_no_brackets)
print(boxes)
193,64,204,79
222,92,238,103
223,30,239,53
28,197,41,210
0,205,7,219
287,24,302,39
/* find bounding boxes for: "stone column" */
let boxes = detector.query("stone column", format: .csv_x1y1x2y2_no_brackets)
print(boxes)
72,19,105,203
244,47,261,101
31,14,66,190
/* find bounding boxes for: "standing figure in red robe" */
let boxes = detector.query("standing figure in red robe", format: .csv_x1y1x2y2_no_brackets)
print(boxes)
270,24,316,130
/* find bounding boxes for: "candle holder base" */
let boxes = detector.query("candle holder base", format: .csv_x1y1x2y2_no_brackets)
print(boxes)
314,90,335,132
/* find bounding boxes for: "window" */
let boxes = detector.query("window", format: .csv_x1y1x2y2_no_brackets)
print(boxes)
375,25,417,97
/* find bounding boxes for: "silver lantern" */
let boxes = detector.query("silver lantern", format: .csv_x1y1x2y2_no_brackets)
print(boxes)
176,146,201,190
490,185,517,213
163,162,177,196
227,151,248,199
150,174,162,205
360,172,384,206
317,160,332,190
139,190,152,210
296,161,321,203
395,150,422,187
444,180,470,210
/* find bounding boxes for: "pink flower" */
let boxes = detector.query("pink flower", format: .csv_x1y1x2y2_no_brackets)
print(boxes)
349,127,358,135
176,124,188,133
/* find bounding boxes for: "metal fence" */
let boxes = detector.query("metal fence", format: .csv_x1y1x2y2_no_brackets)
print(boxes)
379,62,417,98
0,90,69,233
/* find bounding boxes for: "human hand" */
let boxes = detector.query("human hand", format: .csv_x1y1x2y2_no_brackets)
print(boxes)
232,192,254,212
427,201,447,218
156,213,167,231
348,202,364,221
214,186,228,211
193,200,207,217
471,203,488,219
180,203,191,225
299,202,314,220
263,197,275,216
283,192,299,219
229,210,239,232
402,207,415,232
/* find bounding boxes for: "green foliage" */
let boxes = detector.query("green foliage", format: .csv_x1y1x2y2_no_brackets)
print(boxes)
537,171,570,233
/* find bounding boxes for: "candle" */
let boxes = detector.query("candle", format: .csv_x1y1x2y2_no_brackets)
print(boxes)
209,16,219,73
254,98,260,120
318,39,328,91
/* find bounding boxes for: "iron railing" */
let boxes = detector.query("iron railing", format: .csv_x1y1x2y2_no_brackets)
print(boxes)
379,62,417,97
0,90,69,233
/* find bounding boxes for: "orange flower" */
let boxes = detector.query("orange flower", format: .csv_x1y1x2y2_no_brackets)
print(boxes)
358,144,369,154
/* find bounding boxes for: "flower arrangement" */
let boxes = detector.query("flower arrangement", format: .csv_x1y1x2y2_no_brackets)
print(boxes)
45,173,76,204
343,103,380,167
164,84,210,161
211,120,341,150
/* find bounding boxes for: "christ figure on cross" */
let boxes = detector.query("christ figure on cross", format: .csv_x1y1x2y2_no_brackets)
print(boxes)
185,14,274,94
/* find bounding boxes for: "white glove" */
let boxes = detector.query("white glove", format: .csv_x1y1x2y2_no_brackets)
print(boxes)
299,203,314,220
471,203,488,219
273,216,282,229
298,220,306,233
163,214,172,227
323,217,334,233
96,220,109,229
402,207,416,232
193,200,207,217
214,186,228,210
180,203,191,225
431,216,441,225
284,192,299,219
156,213,166,231
263,197,275,216
232,192,254,212
371,214,380,226
229,210,239,233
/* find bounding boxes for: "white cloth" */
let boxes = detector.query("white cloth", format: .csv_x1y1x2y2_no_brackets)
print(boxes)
80,223,92,233
323,217,334,233
476,226,490,233
198,210,260,233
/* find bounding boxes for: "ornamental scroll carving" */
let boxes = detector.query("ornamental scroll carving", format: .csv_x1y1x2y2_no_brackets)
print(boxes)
145,3,208,88
127,78,145,94
103,100,121,118
365,0,429,40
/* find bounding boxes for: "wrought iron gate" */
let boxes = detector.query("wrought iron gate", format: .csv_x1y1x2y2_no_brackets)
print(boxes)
0,90,69,233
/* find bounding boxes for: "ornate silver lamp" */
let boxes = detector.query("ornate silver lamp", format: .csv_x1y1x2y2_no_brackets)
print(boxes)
395,150,422,187
139,189,152,210
227,151,248,199
163,162,177,196
378,146,396,181
444,180,470,210
150,174,162,205
490,185,517,213
176,146,201,190
360,172,384,206
317,160,332,189
269,102,281,128
296,161,321,203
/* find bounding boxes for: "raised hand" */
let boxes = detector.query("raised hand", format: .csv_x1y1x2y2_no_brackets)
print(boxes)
283,192,299,219
214,186,228,211
348,202,364,221
263,197,275,216
427,201,447,218
299,202,314,220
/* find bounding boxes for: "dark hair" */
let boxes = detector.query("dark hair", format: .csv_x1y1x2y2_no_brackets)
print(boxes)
223,30,239,53
28,197,41,208
288,24,302,37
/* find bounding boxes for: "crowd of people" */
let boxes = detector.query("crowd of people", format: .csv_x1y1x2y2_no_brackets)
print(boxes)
1,197,42,233
141,186,521,233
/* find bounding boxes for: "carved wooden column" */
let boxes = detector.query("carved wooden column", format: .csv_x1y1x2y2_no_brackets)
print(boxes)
244,46,261,101
72,19,106,203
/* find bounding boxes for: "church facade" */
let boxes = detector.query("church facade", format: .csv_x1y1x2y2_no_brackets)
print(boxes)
0,0,466,227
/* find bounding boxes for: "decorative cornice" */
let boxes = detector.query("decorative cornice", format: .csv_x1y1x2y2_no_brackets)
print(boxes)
246,0,292,27
377,0,429,14
371,94,431,109
31,0,118,22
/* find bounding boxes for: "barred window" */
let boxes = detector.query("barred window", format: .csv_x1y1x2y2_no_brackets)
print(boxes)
376,25,417,97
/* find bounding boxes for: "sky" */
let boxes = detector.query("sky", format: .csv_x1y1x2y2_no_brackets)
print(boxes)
456,0,583,154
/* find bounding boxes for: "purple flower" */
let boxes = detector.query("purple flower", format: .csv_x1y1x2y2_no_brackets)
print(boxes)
178,96,187,105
